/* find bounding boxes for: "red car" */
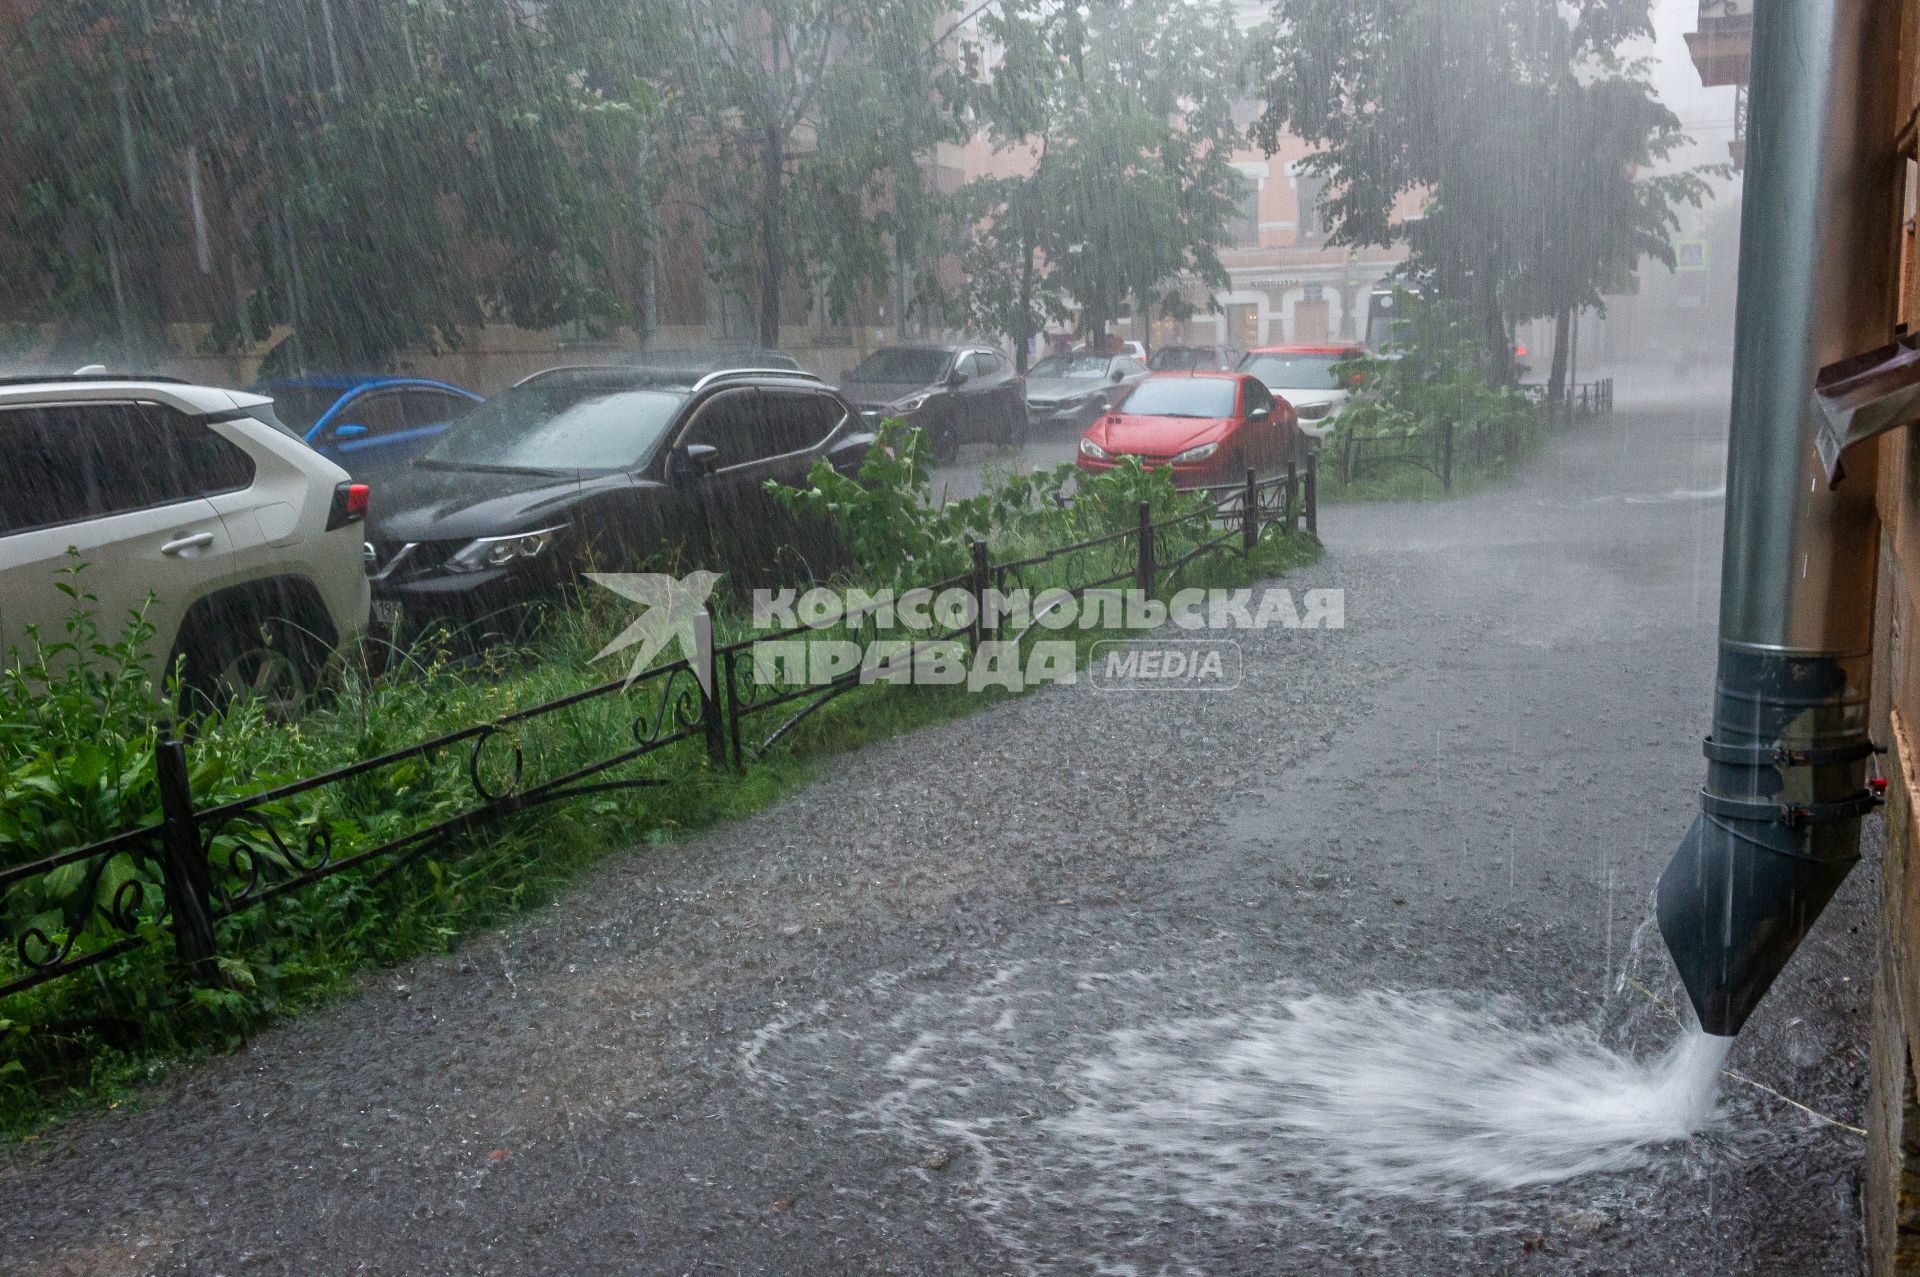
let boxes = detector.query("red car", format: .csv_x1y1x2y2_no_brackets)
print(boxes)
1076,372,1301,487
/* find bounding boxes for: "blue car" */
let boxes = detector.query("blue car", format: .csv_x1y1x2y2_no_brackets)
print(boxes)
256,375,483,475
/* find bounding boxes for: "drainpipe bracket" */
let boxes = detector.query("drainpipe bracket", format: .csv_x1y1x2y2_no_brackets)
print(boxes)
1697,787,1884,830
1814,333,1920,487
1701,735,1884,768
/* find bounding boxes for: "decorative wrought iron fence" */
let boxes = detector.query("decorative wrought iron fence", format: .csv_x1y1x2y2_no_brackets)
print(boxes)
2,462,1318,1001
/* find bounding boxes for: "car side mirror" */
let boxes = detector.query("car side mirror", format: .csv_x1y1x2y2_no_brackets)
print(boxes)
1248,406,1273,422
946,370,969,389
1110,369,1125,382
672,442,721,484
330,422,369,440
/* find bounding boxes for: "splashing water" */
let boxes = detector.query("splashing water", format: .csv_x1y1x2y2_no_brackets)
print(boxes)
1044,990,1731,1210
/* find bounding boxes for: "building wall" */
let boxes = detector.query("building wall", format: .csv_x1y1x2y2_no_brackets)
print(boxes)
1865,3,1920,1272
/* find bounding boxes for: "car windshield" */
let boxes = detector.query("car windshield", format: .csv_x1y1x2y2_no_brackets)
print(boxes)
847,348,951,384
1239,352,1348,391
424,377,686,472
263,386,346,433
1118,378,1239,418
1030,355,1109,379
1149,348,1214,371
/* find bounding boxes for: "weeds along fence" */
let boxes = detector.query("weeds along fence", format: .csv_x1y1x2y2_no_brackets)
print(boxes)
1336,377,1614,490
1,463,1318,1004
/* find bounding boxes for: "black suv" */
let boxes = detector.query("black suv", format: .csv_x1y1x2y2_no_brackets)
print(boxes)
840,344,1027,462
365,366,872,629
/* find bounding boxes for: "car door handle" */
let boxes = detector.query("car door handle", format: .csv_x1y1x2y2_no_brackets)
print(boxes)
160,531,216,556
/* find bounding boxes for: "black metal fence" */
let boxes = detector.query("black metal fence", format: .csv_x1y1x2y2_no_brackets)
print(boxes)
1,463,1318,1001
1335,378,1614,490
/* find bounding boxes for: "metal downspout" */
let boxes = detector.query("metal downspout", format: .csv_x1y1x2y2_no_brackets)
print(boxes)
1656,0,1903,1037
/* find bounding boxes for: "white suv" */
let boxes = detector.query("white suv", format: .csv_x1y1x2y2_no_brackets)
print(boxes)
0,375,371,711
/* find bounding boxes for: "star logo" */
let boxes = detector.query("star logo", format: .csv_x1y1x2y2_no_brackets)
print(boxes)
587,571,723,693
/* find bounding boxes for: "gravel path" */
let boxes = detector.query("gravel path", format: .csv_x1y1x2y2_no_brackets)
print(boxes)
1,375,1874,1275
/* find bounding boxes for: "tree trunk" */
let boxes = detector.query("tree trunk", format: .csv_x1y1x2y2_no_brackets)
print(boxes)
1547,306,1572,401
758,120,783,349
1480,261,1510,385
1014,186,1037,374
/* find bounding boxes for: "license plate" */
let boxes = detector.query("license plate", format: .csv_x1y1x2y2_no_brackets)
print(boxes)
372,600,404,627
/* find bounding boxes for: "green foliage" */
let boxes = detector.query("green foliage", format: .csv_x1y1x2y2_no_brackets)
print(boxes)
766,420,994,584
651,0,972,345
1330,293,1537,445
1254,0,1717,374
0,558,164,962
955,0,1249,356
2,0,657,369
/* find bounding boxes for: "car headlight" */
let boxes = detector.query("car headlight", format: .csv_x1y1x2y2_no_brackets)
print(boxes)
1172,442,1220,464
447,525,567,573
891,393,933,413
1080,437,1111,461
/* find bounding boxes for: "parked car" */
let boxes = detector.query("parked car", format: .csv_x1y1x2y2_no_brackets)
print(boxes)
1076,339,1150,362
365,366,872,630
1076,372,1299,488
840,344,1027,462
1149,344,1240,373
627,347,805,375
1235,344,1366,450
1024,353,1150,432
0,373,371,714
256,375,482,477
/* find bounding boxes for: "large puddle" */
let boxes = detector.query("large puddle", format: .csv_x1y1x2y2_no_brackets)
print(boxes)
742,961,1763,1274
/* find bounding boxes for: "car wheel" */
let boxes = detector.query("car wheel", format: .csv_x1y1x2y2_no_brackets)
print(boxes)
214,641,313,720
1290,431,1314,468
176,615,325,722
929,418,961,465
1001,399,1030,448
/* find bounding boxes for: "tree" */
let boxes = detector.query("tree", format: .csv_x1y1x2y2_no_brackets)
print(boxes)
651,0,971,349
957,0,1248,370
2,1,656,370
1253,0,1711,387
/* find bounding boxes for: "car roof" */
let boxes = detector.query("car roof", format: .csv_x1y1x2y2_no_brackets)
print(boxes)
256,374,479,396
1245,344,1363,356
1142,370,1244,380
0,376,269,416
513,363,827,394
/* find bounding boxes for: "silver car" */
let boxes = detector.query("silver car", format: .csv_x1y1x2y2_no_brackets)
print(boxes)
1024,353,1150,431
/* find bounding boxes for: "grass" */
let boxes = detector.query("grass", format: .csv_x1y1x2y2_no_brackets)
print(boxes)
1314,416,1548,506
0,503,1319,1138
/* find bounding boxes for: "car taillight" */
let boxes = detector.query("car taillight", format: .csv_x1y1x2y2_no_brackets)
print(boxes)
328,481,369,530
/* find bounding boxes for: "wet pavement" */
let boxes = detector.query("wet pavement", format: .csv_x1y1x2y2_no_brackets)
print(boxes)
0,374,1874,1275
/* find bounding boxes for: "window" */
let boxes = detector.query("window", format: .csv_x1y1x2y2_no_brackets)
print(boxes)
332,391,411,439
0,402,253,536
426,374,686,472
1117,378,1240,419
1296,172,1327,243
679,390,760,468
754,392,843,459
1031,355,1110,380
977,351,1005,375
399,389,476,431
1240,352,1348,391
847,348,952,384
1244,379,1275,415
1229,186,1261,247
956,352,982,379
